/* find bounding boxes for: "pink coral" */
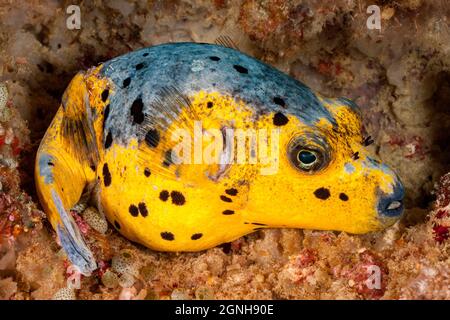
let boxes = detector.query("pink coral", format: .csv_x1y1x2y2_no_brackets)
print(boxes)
70,211,90,235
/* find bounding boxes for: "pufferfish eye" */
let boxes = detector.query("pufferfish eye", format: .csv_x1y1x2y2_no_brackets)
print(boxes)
297,149,319,170
288,137,330,173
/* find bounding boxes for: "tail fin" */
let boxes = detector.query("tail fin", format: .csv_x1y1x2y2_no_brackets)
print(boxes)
36,105,97,275
52,189,97,275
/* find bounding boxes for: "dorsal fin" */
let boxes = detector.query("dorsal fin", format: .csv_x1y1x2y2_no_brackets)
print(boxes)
214,35,240,51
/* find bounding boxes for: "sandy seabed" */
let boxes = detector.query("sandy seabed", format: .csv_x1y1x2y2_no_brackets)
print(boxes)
0,0,449,300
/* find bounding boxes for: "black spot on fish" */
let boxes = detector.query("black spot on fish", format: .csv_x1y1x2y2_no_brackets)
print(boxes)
339,193,349,201
103,104,110,129
314,187,330,200
89,165,95,172
252,222,267,226
171,191,185,206
207,101,213,108
114,220,121,229
222,210,235,215
273,96,286,108
143,52,149,57
105,131,113,149
162,149,173,167
135,63,145,70
145,129,160,148
191,233,203,240
129,204,139,217
233,65,248,74
159,190,169,201
353,152,360,160
138,202,148,217
144,168,151,177
209,56,220,61
103,163,111,187
123,77,131,88
161,232,174,241
48,162,54,166
130,98,145,124
220,195,232,203
101,89,109,102
225,188,238,196
273,112,289,126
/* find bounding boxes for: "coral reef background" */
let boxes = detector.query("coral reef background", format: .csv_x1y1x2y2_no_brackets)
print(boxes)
0,0,449,299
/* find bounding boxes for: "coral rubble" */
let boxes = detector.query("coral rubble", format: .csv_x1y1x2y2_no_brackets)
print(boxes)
0,0,449,299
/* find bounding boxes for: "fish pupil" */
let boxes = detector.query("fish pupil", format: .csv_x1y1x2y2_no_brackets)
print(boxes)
298,150,316,165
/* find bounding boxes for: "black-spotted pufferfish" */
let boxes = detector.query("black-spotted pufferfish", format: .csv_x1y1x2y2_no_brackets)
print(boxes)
35,43,404,275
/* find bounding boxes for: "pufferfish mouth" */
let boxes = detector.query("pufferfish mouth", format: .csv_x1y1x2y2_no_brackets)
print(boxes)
384,200,403,216
377,181,405,218
386,201,402,210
